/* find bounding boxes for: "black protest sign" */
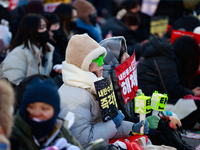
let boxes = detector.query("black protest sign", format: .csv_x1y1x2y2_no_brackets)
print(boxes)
94,76,118,122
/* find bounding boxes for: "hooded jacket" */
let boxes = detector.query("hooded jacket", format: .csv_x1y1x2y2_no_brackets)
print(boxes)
137,36,194,104
0,42,54,85
58,35,133,146
100,36,137,122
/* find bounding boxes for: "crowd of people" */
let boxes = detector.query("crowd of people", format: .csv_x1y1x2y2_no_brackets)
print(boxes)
0,0,200,149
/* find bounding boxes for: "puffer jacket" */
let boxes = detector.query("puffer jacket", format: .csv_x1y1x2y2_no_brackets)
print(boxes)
0,42,54,85
58,61,133,147
137,36,194,104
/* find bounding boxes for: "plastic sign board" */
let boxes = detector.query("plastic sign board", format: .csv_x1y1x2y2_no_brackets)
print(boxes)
135,94,151,114
94,76,118,122
151,91,168,111
115,52,138,104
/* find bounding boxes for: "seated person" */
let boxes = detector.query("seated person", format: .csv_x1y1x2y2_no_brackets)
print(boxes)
100,36,160,127
58,34,149,146
10,78,83,150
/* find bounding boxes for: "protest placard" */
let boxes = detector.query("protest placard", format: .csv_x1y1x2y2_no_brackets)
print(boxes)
171,29,200,46
94,76,118,122
44,0,70,12
115,52,138,104
150,16,169,38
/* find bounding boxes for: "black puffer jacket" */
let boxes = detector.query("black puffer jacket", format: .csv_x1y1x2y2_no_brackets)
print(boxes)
137,36,194,104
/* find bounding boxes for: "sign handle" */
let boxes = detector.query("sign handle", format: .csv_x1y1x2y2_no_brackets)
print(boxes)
139,113,146,134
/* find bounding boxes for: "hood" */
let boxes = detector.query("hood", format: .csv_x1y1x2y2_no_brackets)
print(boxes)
140,36,175,59
99,36,127,65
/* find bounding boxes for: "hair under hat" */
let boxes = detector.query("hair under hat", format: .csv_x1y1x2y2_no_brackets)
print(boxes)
65,34,107,71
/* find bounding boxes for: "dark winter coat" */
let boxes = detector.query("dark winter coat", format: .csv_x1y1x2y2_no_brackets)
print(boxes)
101,17,141,59
10,112,83,150
137,36,194,104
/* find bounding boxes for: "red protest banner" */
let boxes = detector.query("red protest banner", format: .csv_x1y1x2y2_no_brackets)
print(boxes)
171,29,200,45
115,52,138,104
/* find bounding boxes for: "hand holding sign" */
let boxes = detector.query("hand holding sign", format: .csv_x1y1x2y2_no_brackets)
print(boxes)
134,94,151,134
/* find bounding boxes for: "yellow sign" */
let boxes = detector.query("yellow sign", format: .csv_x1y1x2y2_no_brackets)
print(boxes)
150,16,169,38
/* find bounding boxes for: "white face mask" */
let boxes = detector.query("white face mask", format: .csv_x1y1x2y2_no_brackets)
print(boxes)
32,118,42,122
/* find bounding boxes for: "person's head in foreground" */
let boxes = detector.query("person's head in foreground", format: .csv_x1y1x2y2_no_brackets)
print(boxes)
19,78,60,141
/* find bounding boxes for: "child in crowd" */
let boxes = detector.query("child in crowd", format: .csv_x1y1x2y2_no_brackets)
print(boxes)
58,34,149,147
10,78,83,150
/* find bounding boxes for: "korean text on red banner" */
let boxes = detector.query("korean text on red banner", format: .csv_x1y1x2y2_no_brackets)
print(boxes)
115,52,138,104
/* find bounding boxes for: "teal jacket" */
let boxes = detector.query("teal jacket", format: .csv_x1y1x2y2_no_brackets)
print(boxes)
10,112,84,150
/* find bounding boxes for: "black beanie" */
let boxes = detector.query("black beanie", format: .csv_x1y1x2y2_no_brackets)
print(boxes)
19,78,60,140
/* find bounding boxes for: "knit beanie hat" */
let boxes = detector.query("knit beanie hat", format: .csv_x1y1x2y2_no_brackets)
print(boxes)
19,78,60,140
74,0,96,20
100,36,127,65
65,34,107,71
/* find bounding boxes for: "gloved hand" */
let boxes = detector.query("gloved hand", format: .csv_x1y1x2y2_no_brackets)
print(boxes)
112,110,125,128
53,64,62,73
136,89,143,97
132,120,149,134
146,115,160,129
165,111,178,118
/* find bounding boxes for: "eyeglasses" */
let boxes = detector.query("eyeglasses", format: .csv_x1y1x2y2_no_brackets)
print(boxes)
92,54,104,66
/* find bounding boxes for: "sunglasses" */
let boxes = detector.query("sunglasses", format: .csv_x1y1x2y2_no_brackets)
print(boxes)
92,54,104,66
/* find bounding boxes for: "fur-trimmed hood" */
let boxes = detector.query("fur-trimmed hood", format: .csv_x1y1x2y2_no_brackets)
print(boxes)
65,34,107,71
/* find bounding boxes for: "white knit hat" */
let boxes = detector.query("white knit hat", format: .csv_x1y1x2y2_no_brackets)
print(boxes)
65,34,107,71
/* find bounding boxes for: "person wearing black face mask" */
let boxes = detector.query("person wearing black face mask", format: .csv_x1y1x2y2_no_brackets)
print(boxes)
54,3,77,41
89,13,97,26
37,30,50,46
0,14,54,85
69,21,77,30
74,0,103,43
41,12,69,87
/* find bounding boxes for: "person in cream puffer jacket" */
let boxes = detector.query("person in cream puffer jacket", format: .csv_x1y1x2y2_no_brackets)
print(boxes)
58,34,134,146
